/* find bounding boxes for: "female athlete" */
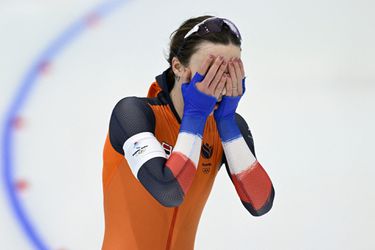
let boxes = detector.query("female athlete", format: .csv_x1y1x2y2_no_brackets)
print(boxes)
101,15,275,250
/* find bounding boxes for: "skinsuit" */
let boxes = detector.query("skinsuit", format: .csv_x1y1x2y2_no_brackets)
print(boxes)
101,68,275,250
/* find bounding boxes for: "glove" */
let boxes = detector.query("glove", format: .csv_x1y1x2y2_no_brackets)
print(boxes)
180,72,217,137
214,78,246,142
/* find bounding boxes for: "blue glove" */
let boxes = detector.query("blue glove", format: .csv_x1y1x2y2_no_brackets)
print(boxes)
180,72,217,137
214,78,246,142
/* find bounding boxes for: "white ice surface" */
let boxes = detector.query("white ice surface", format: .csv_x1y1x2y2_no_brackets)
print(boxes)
0,0,374,249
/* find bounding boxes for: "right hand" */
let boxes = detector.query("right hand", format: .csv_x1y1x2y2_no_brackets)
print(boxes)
181,55,228,118
194,55,228,100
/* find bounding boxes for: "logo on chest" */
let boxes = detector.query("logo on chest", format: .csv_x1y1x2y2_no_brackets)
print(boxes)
201,142,213,159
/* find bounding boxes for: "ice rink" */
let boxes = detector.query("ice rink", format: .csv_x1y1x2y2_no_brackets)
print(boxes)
1,0,374,249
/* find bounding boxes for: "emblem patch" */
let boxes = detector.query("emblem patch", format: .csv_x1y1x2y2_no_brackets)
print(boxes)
201,143,213,159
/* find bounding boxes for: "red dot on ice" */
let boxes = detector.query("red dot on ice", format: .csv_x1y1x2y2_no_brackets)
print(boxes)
38,61,51,75
12,116,25,130
86,12,100,27
15,179,29,192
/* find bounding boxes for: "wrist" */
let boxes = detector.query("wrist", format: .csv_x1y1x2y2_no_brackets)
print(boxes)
216,116,241,142
180,114,208,137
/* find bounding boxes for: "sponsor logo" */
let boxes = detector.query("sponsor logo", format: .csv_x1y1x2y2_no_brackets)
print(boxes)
201,143,213,159
132,145,148,156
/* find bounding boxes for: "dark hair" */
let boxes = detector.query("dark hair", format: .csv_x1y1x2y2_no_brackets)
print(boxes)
166,15,242,85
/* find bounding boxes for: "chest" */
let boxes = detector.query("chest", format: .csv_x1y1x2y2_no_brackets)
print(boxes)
151,105,224,176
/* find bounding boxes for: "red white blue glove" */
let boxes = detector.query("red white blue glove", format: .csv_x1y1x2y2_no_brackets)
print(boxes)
180,55,227,137
180,72,217,137
214,78,245,141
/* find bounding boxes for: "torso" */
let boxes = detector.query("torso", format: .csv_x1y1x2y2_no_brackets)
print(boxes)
101,82,224,250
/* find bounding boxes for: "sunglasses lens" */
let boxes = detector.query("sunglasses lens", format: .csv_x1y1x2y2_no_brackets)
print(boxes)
223,19,241,40
185,17,241,41
204,18,241,40
197,18,222,36
206,19,224,32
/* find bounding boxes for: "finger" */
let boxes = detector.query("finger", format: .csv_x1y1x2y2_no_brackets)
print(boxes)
197,55,215,76
234,59,243,95
181,68,191,84
238,59,246,94
238,58,245,78
228,59,238,96
203,56,224,87
214,74,227,99
208,59,227,93
221,85,227,96
225,73,233,96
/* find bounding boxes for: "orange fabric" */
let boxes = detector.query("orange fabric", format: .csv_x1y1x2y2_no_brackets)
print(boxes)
102,82,224,250
147,82,162,98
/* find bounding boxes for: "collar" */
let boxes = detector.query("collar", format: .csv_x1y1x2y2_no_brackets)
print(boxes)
151,68,182,124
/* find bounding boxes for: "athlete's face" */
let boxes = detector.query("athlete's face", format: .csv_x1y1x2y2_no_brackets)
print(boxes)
187,42,241,102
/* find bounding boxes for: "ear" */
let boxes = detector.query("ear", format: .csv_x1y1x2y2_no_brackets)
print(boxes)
171,57,186,78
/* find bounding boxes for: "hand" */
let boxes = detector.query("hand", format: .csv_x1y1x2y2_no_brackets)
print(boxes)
213,58,246,141
180,55,227,136
225,58,246,97
181,55,227,118
194,55,228,100
214,58,246,122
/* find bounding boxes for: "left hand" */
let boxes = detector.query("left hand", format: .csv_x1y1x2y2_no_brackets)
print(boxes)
214,58,246,122
225,58,246,97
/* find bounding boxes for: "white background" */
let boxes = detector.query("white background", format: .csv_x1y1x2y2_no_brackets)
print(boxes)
0,0,374,249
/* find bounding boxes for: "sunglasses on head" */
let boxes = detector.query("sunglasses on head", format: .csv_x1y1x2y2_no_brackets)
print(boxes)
184,17,242,41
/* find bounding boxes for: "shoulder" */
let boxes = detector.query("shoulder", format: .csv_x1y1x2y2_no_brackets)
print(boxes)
109,96,156,154
112,96,155,121
113,96,148,112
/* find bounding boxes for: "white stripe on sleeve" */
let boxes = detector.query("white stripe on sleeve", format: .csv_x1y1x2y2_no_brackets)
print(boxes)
223,136,257,175
172,132,202,168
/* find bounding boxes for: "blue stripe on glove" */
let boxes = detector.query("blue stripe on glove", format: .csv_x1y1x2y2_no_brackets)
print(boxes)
180,72,217,137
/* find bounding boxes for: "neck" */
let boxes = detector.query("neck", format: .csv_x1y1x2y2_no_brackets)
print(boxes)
170,81,184,121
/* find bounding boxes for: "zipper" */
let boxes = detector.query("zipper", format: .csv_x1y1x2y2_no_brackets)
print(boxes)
166,207,179,250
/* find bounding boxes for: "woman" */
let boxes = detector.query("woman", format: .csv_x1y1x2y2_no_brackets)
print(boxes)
102,15,275,250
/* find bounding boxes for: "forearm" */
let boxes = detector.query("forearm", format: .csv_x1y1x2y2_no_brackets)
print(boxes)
218,118,274,216
122,116,203,207
165,114,205,196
